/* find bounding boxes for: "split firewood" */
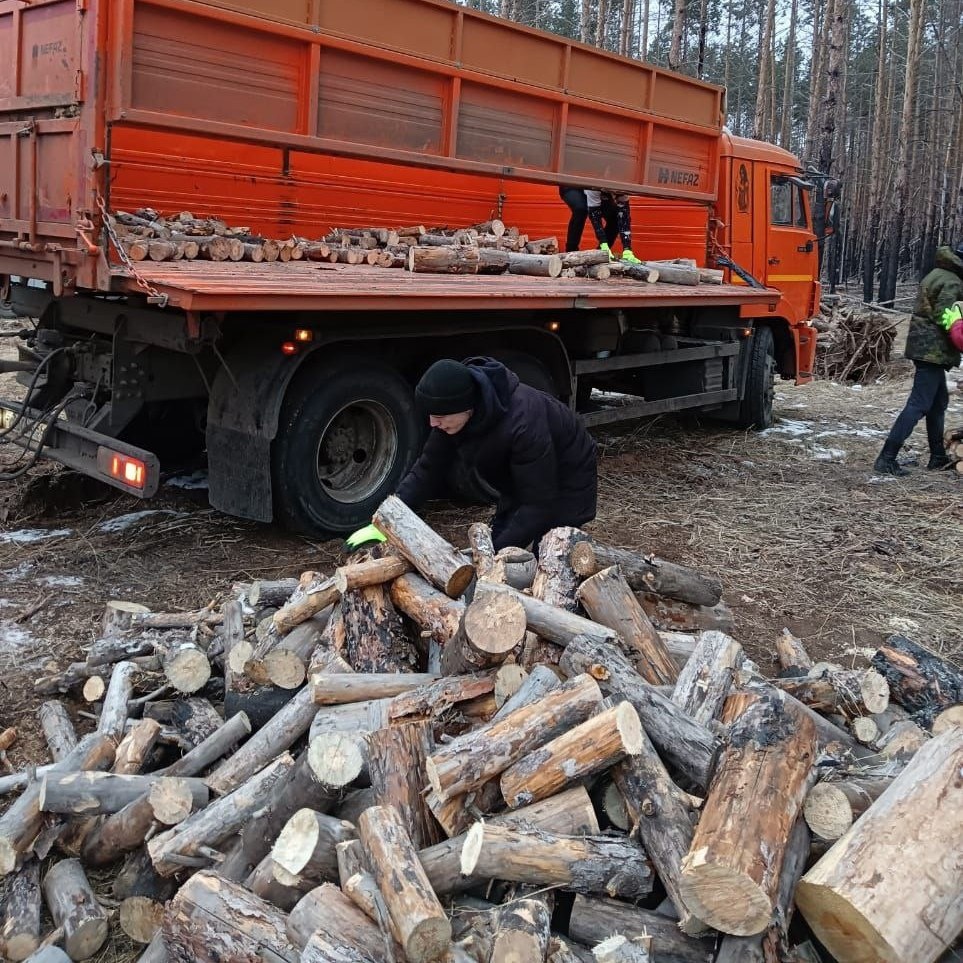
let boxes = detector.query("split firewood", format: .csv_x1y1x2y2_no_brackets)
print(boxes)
576,566,678,684
871,634,963,727
162,870,290,963
373,496,475,597
678,691,816,936
42,859,109,961
426,673,603,801
797,728,963,963
459,822,653,899
559,636,721,792
0,858,41,961
358,806,452,963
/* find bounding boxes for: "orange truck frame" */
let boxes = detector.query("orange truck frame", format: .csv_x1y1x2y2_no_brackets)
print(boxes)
0,0,820,535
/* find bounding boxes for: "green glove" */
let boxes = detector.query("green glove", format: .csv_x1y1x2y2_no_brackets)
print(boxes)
344,524,387,551
940,304,963,331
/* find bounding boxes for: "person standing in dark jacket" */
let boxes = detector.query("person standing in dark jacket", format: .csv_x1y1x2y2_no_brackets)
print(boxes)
874,243,963,475
395,357,598,551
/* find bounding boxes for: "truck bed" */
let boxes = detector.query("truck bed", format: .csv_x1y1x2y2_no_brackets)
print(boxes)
115,261,777,313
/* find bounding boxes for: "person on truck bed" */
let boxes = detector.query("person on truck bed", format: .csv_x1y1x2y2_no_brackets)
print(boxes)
585,190,642,264
392,357,598,552
874,241,963,476
559,186,617,253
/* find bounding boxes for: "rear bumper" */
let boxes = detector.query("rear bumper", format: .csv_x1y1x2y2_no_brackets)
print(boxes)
0,399,160,497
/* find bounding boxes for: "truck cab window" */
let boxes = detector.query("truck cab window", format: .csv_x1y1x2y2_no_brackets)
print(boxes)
771,177,808,228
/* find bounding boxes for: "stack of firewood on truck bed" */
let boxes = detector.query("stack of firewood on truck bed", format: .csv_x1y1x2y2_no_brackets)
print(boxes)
113,208,724,285
2,497,961,963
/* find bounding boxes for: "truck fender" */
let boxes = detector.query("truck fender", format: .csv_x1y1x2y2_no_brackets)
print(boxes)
206,339,304,522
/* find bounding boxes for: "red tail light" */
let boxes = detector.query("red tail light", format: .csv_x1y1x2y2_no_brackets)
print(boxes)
97,448,148,490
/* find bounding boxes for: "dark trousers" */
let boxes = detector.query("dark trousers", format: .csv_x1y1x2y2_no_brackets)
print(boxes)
559,187,618,252
883,360,949,456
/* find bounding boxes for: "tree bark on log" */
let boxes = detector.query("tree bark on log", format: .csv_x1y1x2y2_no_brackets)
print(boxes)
530,527,591,610
81,777,202,866
270,808,356,886
39,772,207,816
41,859,109,961
259,622,323,690
559,636,720,793
300,930,379,963
96,661,138,742
287,883,388,956
569,541,722,606
678,691,816,936
567,895,714,963
507,251,563,277
0,858,40,961
467,523,503,583
158,711,251,778
775,628,813,674
407,245,480,274
112,719,162,776
500,701,643,807
244,854,313,912
770,666,890,718
870,634,963,727
148,753,294,876
358,806,452,963
671,631,744,727
102,600,152,638
272,576,339,636
206,685,316,795
389,573,465,645
161,871,290,963
460,823,653,899
490,899,551,961
440,591,526,675
636,593,735,634
0,733,115,876
312,672,438,705
38,702,77,763
367,720,441,848
576,566,678,684
796,727,963,963
802,776,896,841
334,556,411,593
388,674,495,721
373,496,474,597
426,673,602,800
21,949,72,963
612,731,703,934
419,785,598,896
592,935,652,962
339,578,418,673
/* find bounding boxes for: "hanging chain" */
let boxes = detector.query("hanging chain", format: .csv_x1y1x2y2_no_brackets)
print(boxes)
95,193,168,308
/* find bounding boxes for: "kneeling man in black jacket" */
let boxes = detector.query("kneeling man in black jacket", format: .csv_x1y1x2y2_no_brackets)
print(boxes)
395,357,598,552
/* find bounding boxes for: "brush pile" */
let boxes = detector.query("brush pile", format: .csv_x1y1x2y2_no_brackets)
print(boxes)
812,298,900,384
112,209,724,285
1,497,961,963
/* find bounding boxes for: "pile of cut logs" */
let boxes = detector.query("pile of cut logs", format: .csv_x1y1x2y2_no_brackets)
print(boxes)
113,208,724,285
2,496,961,963
945,426,963,474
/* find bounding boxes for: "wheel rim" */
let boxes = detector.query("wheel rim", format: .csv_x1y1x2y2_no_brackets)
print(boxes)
314,400,398,504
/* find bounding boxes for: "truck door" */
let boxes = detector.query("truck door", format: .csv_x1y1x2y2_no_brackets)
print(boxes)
764,174,818,322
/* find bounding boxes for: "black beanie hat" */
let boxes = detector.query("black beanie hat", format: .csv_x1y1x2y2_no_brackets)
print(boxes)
415,360,477,415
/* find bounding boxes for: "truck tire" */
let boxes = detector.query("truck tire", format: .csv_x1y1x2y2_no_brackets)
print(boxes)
272,360,421,536
736,325,775,430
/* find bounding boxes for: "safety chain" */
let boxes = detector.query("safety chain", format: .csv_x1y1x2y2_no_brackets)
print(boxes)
95,193,169,308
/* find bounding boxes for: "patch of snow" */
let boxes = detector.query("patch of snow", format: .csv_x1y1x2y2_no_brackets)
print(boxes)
0,621,45,667
38,575,84,589
1,563,33,581
164,471,209,491
759,419,814,438
0,528,73,544
815,427,886,440
868,475,897,484
97,510,184,534
850,385,863,391
810,446,847,462
888,616,920,635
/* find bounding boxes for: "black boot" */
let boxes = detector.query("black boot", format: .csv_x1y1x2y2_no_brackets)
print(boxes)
874,443,910,476
927,453,952,470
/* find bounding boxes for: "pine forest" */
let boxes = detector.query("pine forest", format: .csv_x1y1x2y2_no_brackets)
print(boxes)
455,0,963,305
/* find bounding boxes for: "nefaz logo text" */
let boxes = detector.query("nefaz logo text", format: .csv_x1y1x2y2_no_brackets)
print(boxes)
657,168,700,187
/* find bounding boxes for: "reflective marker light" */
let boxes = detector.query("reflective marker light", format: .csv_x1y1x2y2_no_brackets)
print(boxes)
546,321,561,332
281,342,299,356
294,328,314,342
97,447,147,490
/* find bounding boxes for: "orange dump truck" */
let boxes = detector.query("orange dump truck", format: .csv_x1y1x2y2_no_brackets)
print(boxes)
0,0,819,534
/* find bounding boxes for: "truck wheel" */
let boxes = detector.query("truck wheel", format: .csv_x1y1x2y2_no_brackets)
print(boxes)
272,361,421,536
736,325,775,430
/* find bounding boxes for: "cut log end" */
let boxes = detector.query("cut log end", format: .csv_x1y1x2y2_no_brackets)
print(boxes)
445,563,476,599
262,650,307,690
803,783,855,840
569,540,597,577
308,732,365,789
0,839,17,875
463,591,527,657
678,855,773,936
459,822,484,876
408,918,454,963
615,701,644,755
118,896,164,944
149,777,196,825
165,649,211,693
795,882,892,961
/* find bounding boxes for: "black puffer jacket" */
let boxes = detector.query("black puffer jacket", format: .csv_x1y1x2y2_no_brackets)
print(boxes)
396,358,598,550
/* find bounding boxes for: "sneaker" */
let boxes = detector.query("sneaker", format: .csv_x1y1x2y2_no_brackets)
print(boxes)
927,453,952,471
873,454,909,477
600,243,614,261
621,250,642,264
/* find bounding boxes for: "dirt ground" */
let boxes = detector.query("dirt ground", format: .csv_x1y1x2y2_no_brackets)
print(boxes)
1,326,961,772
